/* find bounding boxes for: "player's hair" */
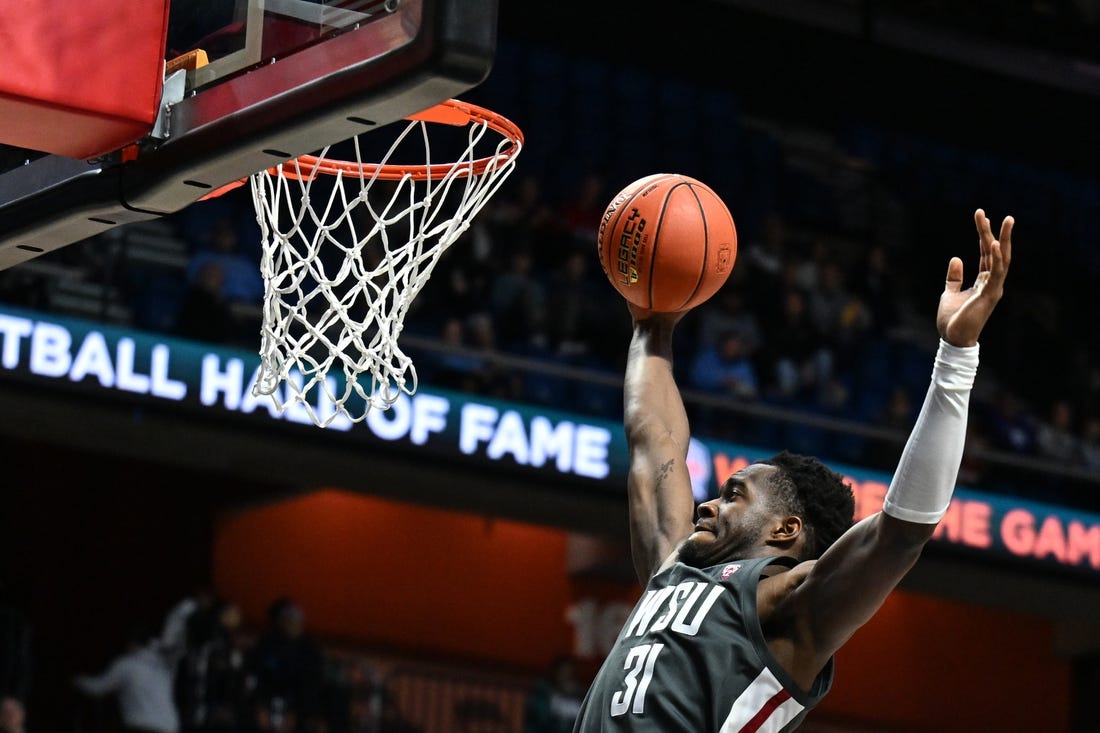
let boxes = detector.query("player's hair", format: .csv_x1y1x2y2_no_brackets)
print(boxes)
760,450,855,560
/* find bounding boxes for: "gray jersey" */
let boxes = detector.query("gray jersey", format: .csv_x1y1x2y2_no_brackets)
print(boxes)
573,556,832,732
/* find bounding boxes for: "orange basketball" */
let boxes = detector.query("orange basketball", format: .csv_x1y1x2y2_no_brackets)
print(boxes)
597,173,738,312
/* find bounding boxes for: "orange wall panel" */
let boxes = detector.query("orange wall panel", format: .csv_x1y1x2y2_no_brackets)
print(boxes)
213,489,577,667
819,590,1071,732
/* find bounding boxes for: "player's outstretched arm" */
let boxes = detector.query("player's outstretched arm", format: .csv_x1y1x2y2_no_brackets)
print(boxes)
782,209,1013,677
623,305,697,585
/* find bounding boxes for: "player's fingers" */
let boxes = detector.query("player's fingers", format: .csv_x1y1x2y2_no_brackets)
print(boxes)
945,256,964,293
974,208,994,252
978,243,1006,302
998,215,1014,267
982,210,1002,274
985,242,1003,282
986,240,1009,288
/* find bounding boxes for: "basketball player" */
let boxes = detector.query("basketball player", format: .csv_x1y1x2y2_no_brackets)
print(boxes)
572,209,1013,731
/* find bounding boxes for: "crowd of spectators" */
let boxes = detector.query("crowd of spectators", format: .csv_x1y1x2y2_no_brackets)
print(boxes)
0,140,1096,510
70,590,360,733
61,589,575,733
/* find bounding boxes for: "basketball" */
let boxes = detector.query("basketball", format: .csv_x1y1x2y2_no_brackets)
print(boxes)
597,173,738,313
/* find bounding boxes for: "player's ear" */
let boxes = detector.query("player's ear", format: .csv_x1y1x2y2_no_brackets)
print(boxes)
771,515,803,544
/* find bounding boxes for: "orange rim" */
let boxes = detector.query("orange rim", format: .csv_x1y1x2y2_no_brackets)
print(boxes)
200,99,523,200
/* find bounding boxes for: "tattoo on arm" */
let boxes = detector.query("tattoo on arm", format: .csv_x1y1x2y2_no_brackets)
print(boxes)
655,459,675,492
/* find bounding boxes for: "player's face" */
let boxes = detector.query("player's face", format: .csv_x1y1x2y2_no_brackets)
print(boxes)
678,463,783,568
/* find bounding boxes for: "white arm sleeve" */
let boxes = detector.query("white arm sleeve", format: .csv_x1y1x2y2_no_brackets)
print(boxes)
882,339,979,524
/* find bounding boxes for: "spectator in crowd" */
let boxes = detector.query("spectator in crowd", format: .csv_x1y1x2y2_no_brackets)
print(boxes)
985,389,1038,455
423,255,493,326
431,317,490,392
175,262,235,344
957,422,994,489
523,656,585,733
489,248,548,352
74,622,183,733
793,238,831,294
456,313,524,401
185,216,264,306
1001,289,1063,407
809,260,872,373
1036,399,1081,464
178,588,219,656
246,597,325,733
486,174,555,262
543,249,605,359
1080,416,1100,472
694,287,762,356
0,697,26,733
689,329,759,400
739,211,790,306
759,286,833,403
178,599,249,733
853,243,903,337
685,326,762,440
555,173,607,252
866,386,915,469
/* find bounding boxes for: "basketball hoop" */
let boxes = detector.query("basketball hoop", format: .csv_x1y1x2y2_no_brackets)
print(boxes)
204,99,523,427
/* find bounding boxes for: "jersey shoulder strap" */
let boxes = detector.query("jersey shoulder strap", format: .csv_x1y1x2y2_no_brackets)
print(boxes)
727,555,834,704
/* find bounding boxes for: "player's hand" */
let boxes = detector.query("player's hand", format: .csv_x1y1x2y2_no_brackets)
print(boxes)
936,209,1013,347
627,302,688,328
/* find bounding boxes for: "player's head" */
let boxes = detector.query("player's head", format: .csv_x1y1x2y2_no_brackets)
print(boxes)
758,451,855,559
678,450,854,567
269,596,306,637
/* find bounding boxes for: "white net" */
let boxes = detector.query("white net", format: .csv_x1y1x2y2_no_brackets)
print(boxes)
248,100,522,427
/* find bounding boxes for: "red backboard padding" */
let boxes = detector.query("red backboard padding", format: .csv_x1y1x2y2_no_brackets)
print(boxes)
0,2,171,159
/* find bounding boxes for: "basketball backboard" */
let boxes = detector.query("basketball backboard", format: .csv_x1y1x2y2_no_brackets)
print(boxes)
0,0,499,269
